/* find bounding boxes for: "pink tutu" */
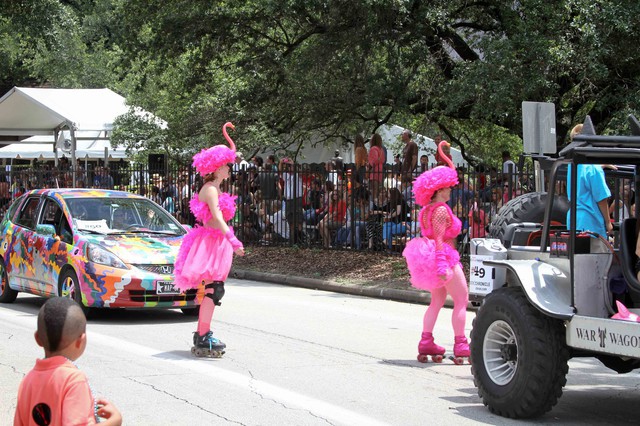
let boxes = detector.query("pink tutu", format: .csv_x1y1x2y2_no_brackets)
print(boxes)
174,226,234,291
402,237,460,290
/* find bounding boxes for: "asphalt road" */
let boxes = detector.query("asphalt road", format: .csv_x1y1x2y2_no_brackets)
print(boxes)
1,278,638,425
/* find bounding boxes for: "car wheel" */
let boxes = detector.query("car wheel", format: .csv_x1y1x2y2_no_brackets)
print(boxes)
471,287,569,418
58,269,90,317
0,259,17,303
181,306,200,316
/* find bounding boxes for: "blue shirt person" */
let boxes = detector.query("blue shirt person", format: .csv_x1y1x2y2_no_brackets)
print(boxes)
566,164,612,237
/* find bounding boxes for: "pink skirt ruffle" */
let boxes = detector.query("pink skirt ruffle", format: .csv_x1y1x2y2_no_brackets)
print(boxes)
174,226,234,291
402,237,460,291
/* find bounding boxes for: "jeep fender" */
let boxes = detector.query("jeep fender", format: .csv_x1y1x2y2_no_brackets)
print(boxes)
483,259,574,320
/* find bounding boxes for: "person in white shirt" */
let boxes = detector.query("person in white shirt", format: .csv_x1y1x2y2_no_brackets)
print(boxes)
233,152,250,172
279,157,304,242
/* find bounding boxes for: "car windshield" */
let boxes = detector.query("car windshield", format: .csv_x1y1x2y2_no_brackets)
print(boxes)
66,197,186,235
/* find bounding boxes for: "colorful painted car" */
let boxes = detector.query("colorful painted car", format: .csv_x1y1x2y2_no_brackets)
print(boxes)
0,188,203,314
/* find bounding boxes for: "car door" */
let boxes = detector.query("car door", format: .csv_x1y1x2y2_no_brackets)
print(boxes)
8,196,42,290
32,198,70,295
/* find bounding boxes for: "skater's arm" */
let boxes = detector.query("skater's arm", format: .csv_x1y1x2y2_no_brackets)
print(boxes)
203,185,245,255
430,205,453,280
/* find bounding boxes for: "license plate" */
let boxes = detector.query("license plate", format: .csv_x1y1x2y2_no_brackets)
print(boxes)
156,281,179,295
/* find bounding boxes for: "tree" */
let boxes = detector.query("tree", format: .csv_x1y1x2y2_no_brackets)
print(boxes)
2,1,639,166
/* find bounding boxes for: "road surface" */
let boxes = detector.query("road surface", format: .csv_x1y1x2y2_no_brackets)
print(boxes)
1,278,638,425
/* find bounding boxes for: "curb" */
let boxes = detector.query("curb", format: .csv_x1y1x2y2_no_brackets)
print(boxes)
232,269,476,310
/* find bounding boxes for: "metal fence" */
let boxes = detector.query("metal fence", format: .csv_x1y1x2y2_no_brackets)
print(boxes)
0,160,540,260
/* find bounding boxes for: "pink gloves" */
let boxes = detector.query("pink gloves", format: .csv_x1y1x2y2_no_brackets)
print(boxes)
225,229,244,251
435,251,452,281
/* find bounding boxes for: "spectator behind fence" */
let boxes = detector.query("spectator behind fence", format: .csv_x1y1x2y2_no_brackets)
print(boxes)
279,158,304,243
448,168,473,214
366,189,388,250
318,189,346,248
325,160,339,186
335,187,369,249
382,187,410,250
303,179,324,225
354,134,368,185
0,175,10,211
419,154,429,173
400,128,418,188
261,200,289,243
368,133,385,198
468,197,487,239
257,156,279,205
332,150,344,172
610,181,632,222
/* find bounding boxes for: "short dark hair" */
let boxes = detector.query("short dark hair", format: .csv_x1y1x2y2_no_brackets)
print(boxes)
37,298,86,352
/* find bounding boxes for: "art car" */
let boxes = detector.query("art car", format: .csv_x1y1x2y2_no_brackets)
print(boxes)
0,188,203,315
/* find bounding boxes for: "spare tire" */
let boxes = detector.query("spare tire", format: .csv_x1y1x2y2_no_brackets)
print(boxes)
488,192,570,242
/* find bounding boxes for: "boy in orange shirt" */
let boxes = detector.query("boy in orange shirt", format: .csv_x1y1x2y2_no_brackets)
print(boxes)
14,298,122,426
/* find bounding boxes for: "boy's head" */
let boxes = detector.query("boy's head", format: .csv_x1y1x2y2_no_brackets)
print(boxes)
35,298,87,359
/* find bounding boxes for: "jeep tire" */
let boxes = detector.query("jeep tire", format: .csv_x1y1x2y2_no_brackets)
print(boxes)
488,192,569,242
471,287,569,418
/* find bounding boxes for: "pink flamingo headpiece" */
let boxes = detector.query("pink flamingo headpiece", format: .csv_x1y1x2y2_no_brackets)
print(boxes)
192,122,237,176
413,140,458,206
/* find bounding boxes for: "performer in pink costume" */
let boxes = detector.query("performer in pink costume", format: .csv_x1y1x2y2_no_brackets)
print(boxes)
403,140,470,364
174,122,245,357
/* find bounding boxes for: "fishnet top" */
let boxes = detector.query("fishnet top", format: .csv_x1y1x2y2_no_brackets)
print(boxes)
420,202,462,250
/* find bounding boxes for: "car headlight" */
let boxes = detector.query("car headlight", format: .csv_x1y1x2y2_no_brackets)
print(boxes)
87,244,128,269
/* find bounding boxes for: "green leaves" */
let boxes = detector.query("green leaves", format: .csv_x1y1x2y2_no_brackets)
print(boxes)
1,0,639,167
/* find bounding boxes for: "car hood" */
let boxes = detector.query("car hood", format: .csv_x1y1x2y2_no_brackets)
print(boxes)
83,233,183,265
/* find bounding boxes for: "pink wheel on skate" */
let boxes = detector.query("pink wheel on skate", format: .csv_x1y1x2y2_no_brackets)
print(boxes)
450,356,470,365
431,354,444,363
417,354,429,363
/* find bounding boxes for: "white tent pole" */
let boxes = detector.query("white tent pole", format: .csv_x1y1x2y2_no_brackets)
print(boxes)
70,124,77,187
54,129,59,167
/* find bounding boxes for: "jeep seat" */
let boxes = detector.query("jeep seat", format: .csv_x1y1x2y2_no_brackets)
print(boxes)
617,218,640,305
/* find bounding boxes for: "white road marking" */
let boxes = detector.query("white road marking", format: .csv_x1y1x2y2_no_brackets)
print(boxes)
0,309,389,426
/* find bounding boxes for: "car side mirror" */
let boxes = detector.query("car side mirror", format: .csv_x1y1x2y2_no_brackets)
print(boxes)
36,224,57,237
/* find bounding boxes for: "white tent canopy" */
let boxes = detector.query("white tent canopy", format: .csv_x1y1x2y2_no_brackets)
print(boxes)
0,87,160,164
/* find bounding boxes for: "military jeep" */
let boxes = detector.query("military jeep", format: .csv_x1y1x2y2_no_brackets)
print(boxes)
469,115,640,418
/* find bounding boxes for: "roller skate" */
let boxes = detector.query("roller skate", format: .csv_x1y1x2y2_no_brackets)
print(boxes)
417,332,446,363
191,331,226,358
449,335,470,365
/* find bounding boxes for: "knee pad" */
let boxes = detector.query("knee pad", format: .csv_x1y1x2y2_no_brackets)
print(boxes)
205,282,225,306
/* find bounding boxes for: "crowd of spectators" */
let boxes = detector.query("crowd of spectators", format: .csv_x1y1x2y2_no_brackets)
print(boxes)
0,137,535,256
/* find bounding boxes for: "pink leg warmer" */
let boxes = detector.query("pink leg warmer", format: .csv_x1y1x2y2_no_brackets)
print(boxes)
444,265,469,337
197,286,216,336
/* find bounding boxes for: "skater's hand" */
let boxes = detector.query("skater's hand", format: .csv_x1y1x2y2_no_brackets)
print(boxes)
234,247,245,256
96,398,122,425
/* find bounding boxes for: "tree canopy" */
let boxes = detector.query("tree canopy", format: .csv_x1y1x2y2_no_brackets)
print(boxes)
2,0,639,167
